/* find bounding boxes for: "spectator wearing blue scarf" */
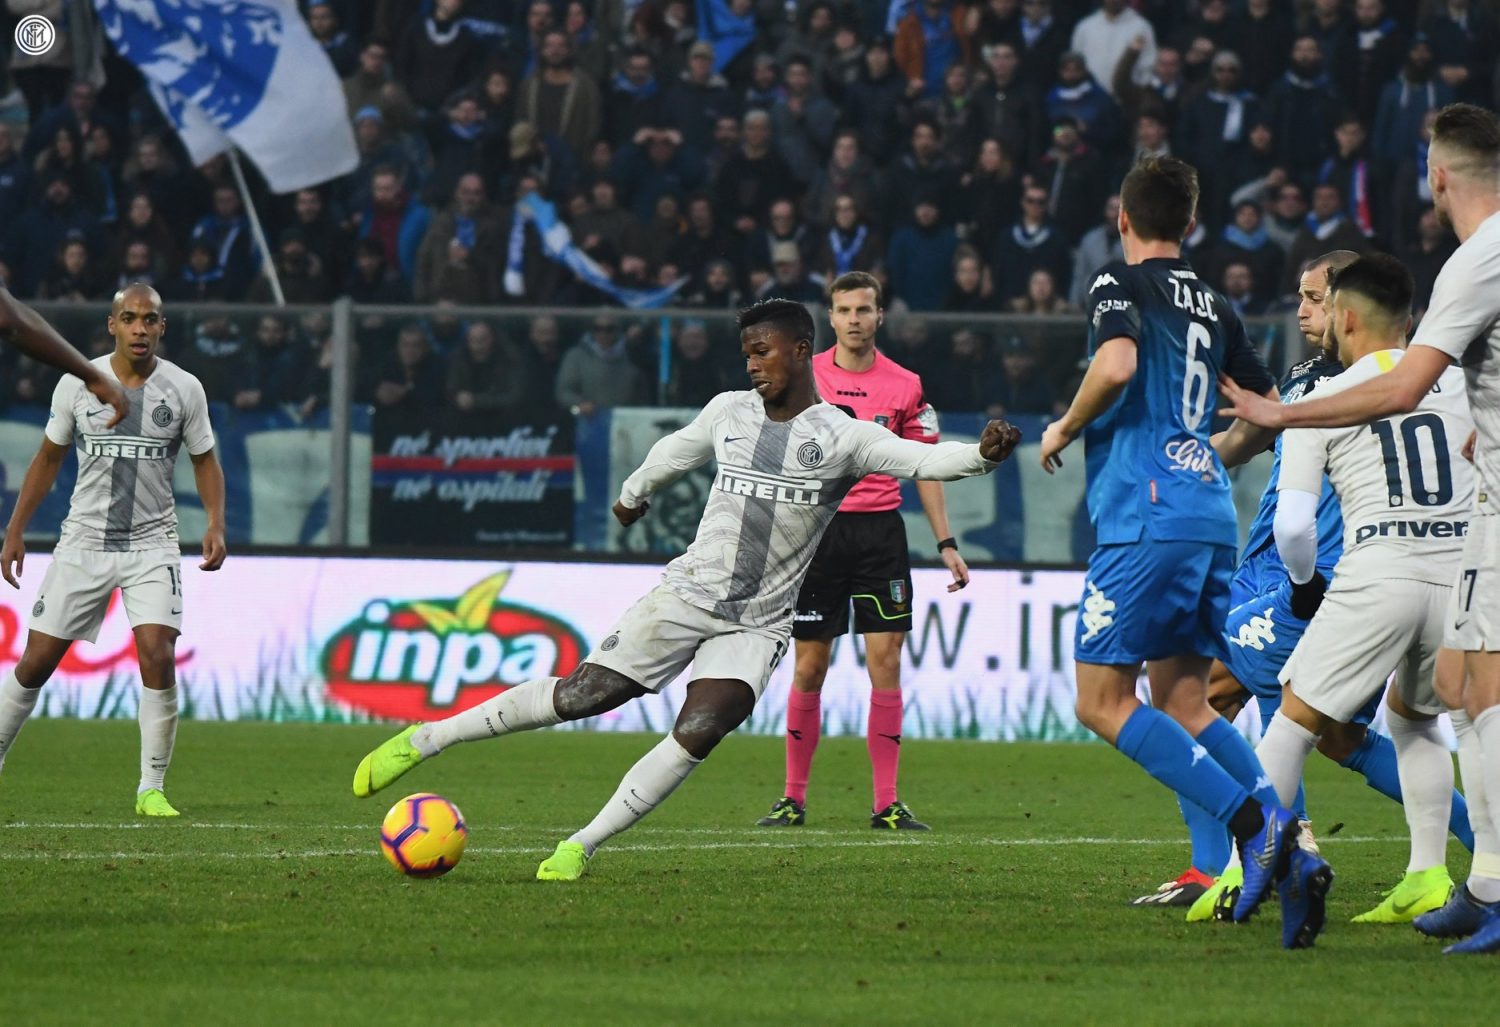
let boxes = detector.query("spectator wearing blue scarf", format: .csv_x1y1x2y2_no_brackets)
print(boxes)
605,50,666,147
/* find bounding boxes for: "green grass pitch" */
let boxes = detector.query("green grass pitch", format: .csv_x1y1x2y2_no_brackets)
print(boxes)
1,720,1493,1026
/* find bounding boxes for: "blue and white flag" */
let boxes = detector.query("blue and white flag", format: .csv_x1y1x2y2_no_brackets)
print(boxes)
95,0,357,193
694,0,756,75
508,192,688,310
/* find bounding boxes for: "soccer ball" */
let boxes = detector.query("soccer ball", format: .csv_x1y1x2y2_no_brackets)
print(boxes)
379,792,468,877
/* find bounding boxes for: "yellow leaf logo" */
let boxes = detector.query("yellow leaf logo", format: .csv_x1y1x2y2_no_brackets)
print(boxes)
406,571,512,636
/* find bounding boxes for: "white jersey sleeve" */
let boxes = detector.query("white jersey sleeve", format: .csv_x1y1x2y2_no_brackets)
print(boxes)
44,375,80,447
1410,225,1500,364
181,374,215,456
1276,421,1331,497
1410,212,1500,509
618,391,732,508
843,419,995,481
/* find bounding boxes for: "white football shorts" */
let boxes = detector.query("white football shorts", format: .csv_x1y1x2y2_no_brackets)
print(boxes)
1447,510,1500,652
584,584,789,699
28,548,184,642
1280,576,1448,722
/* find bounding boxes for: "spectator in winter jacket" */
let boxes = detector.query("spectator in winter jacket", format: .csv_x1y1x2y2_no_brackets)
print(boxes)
518,30,604,159
609,126,706,223
1371,35,1453,167
447,321,526,413
886,197,958,311
1263,35,1344,189
992,183,1073,303
413,173,504,304
843,38,910,164
395,0,485,111
555,316,648,416
1333,0,1405,125
884,119,962,228
771,56,840,188
1045,52,1122,151
605,49,667,148
894,0,973,99
356,167,430,285
661,41,740,154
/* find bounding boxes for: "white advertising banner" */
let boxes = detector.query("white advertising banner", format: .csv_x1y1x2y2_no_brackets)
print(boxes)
9,555,1095,740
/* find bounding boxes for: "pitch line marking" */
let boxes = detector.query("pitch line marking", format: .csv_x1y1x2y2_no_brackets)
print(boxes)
0,834,1400,860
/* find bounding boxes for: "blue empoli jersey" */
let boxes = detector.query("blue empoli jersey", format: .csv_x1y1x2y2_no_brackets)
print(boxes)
1083,258,1276,547
1239,352,1345,574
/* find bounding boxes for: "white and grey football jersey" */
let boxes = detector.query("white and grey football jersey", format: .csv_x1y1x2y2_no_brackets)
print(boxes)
1280,350,1474,585
620,390,995,628
46,355,215,552
1411,211,1500,515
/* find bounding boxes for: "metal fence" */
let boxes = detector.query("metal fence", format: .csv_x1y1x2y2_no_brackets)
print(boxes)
4,300,1297,561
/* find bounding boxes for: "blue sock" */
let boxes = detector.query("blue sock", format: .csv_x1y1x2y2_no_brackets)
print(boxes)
1291,780,1308,822
1177,792,1231,875
1340,730,1475,852
1196,717,1280,807
1116,707,1250,823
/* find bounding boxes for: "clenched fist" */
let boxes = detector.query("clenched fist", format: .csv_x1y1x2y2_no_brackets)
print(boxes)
979,419,1023,464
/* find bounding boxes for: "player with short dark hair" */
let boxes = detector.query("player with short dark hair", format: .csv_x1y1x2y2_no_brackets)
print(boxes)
1038,156,1319,945
755,270,968,831
352,299,1023,880
0,284,227,816
1251,252,1473,946
1220,102,1500,954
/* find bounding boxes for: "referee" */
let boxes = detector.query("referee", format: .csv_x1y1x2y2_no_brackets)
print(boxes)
756,271,968,830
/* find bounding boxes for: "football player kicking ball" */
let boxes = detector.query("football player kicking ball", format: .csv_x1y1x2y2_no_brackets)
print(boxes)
1251,255,1474,948
1039,156,1317,946
756,271,967,832
353,299,1022,880
0,284,227,815
1219,103,1500,955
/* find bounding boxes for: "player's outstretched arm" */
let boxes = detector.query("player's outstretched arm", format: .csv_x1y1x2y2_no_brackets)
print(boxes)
615,397,726,521
0,289,128,427
1218,346,1448,430
1040,336,1135,473
1,439,69,587
851,418,1021,482
191,449,227,571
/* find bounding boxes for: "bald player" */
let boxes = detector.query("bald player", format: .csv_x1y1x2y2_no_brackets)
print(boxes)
0,284,226,816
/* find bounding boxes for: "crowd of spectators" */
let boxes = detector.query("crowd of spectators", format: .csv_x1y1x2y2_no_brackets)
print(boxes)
0,0,1491,418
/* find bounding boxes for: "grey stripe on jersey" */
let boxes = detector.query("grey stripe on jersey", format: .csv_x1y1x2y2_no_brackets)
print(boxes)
713,420,793,621
103,386,145,551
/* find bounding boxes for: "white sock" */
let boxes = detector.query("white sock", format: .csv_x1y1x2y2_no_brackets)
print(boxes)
412,677,561,757
569,735,701,856
1255,711,1318,807
1470,706,1500,902
1386,710,1452,873
1451,710,1500,901
137,685,178,793
0,671,40,771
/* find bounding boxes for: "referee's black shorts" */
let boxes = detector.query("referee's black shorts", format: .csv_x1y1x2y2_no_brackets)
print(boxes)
792,509,914,640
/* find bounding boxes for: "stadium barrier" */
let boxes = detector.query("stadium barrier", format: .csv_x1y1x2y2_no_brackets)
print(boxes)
14,553,1105,740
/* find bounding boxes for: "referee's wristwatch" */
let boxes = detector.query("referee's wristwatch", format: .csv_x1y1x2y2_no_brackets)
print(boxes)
937,537,958,555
